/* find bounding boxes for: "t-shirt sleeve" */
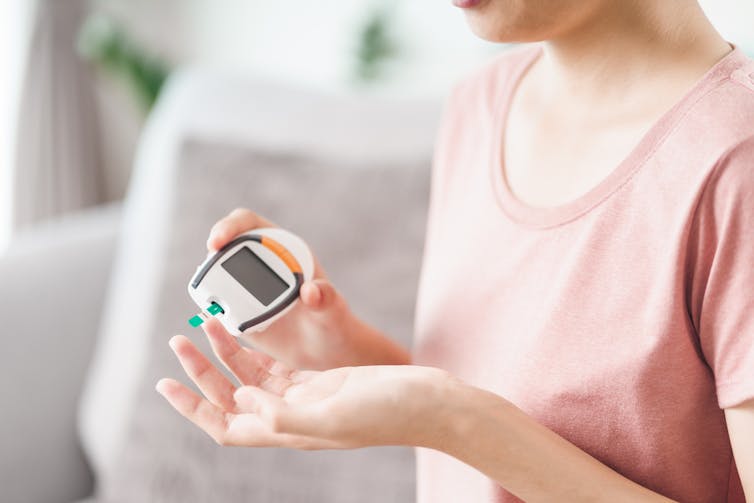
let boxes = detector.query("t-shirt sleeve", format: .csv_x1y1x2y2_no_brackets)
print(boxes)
687,135,754,409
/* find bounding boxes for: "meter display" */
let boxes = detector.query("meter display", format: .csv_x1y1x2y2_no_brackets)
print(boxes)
187,228,315,337
221,247,289,306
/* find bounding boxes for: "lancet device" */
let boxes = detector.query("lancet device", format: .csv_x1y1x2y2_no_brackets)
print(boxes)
187,228,314,337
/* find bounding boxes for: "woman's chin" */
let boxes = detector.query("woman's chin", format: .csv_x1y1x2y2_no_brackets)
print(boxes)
452,0,483,8
456,0,566,44
463,16,516,43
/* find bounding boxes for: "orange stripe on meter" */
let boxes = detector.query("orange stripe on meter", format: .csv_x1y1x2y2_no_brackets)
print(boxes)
261,236,303,273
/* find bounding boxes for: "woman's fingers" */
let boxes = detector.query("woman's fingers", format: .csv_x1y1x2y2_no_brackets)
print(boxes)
207,208,277,252
299,279,339,311
156,378,231,445
168,335,237,410
156,378,340,449
173,318,298,399
201,318,283,387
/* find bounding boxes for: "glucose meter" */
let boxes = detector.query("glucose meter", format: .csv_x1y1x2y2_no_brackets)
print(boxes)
187,228,314,338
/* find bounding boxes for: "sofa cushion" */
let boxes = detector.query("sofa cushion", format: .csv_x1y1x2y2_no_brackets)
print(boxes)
91,139,430,502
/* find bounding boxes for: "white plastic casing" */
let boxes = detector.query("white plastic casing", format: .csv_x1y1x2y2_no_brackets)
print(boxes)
188,228,314,341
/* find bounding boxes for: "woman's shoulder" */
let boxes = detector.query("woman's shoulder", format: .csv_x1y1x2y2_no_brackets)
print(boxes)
697,47,754,123
669,48,754,175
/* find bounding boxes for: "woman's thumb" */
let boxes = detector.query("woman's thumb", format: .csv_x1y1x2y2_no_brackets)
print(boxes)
300,279,338,311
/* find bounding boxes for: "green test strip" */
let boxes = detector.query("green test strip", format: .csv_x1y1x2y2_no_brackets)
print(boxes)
188,302,224,327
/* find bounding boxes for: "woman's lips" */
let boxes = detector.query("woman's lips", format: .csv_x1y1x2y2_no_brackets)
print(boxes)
452,0,481,8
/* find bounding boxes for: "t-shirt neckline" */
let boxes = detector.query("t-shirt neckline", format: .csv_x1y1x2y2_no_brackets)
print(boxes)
489,43,747,230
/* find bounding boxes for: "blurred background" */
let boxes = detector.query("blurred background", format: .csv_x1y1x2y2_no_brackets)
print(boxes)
0,1,752,502
0,0,501,242
0,0,752,245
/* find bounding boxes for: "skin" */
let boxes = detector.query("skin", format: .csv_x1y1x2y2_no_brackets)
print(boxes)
158,1,754,500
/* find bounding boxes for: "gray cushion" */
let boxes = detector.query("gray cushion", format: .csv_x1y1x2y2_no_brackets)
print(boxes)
96,140,430,502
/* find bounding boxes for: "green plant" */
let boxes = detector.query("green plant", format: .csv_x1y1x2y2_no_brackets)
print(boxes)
354,3,398,83
78,14,170,112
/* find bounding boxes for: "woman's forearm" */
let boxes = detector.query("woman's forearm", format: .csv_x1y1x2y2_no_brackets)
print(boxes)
430,382,676,502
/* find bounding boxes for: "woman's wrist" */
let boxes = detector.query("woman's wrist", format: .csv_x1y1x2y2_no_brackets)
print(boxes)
418,375,512,454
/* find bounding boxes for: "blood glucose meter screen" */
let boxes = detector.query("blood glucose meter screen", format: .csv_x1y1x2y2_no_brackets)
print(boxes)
221,247,290,306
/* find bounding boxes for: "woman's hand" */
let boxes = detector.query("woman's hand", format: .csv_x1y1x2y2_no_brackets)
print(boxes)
157,320,679,501
157,318,453,449
205,208,409,369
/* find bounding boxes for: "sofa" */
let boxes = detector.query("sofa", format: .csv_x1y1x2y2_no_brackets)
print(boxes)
0,67,442,502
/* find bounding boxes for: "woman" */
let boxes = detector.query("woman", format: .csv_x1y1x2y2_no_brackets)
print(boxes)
157,0,754,501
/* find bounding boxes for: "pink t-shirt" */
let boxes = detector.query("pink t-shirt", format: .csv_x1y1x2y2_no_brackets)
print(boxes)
414,44,754,503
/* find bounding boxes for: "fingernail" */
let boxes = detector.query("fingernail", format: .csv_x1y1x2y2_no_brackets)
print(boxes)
155,379,168,395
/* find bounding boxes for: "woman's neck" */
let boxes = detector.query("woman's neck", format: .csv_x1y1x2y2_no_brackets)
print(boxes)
538,0,732,105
